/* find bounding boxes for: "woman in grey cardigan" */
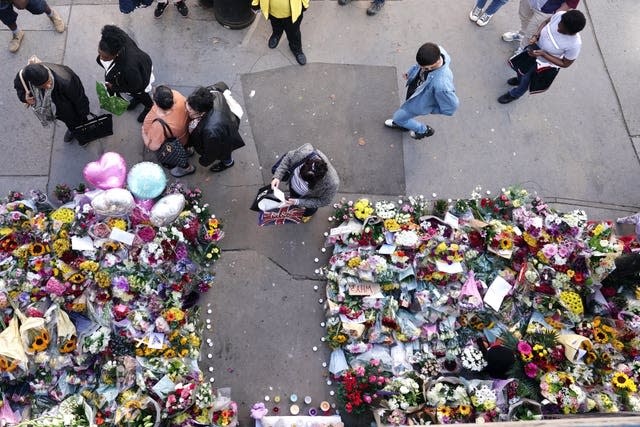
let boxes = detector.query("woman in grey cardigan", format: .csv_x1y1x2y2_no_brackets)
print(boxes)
271,143,340,220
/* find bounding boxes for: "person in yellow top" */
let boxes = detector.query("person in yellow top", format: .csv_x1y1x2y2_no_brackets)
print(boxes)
251,0,309,66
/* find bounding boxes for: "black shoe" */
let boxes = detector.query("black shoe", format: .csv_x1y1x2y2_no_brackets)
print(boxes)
154,2,168,17
78,138,90,147
63,129,75,143
209,160,234,172
498,92,518,104
175,1,189,17
186,146,195,157
507,77,519,86
294,51,307,66
126,98,141,111
338,0,351,4
410,127,435,140
137,107,151,123
268,33,282,49
366,1,384,15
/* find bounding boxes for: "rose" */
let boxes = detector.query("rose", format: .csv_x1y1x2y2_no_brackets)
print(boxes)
525,362,538,378
91,223,111,238
137,225,156,243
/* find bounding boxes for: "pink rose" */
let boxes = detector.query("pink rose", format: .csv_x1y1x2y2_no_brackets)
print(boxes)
137,226,156,243
355,366,365,377
524,362,538,378
363,395,372,404
370,358,380,366
369,375,377,383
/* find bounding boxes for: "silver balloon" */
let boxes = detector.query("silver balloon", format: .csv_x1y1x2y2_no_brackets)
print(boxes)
91,188,135,217
150,193,186,227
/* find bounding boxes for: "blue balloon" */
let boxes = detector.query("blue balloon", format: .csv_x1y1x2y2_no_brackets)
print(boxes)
127,162,167,200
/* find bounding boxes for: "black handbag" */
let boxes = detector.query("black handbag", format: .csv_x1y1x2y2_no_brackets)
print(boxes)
154,118,188,169
73,113,113,145
250,185,284,212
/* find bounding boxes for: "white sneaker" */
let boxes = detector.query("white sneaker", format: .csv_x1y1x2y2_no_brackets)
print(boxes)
502,31,523,42
476,12,493,26
384,119,409,131
469,6,482,22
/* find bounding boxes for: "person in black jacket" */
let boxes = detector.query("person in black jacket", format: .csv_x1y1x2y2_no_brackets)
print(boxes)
186,84,245,173
14,62,90,145
97,25,153,123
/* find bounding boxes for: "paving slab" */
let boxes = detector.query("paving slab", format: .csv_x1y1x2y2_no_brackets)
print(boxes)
0,5,70,31
0,176,49,197
202,250,331,426
241,63,405,195
585,0,640,136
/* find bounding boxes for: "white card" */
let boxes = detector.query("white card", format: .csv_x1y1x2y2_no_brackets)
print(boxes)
330,219,362,236
109,228,135,245
147,332,165,349
436,261,463,274
272,187,286,202
378,244,396,255
443,212,459,228
483,276,513,312
71,236,95,251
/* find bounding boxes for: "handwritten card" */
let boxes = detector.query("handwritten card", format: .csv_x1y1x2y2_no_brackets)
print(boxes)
330,220,362,236
348,282,381,296
378,244,396,255
444,212,459,229
483,276,512,312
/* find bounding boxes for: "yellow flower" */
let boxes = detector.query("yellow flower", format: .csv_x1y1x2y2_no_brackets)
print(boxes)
52,238,70,256
593,224,605,236
180,349,189,357
523,232,537,247
435,242,447,255
347,256,362,268
383,218,401,232
50,208,75,223
95,271,111,288
79,260,99,272
566,269,575,278
28,242,48,256
612,372,630,389
107,218,127,230
499,238,512,250
163,349,176,359
458,405,472,416
593,328,609,344
438,406,453,418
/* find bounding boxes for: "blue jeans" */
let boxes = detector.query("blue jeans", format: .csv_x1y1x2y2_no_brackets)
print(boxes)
373,0,385,4
475,0,508,15
509,68,534,98
0,0,48,27
392,108,427,134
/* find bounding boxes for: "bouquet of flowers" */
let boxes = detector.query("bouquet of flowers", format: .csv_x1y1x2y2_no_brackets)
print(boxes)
539,371,586,414
335,360,389,415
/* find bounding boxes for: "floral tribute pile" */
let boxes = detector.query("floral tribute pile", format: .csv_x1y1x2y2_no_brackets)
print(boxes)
323,188,640,425
0,183,236,426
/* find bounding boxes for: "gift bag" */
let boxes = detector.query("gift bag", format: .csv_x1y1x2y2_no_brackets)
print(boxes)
74,113,113,145
250,185,282,212
96,81,129,115
258,206,305,226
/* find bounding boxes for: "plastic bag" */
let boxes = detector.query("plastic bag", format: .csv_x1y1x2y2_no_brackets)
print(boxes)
329,348,349,375
352,345,393,372
96,81,129,115
459,271,484,311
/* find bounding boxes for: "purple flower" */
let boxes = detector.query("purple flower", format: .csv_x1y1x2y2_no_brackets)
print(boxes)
112,276,130,292
557,245,570,259
525,362,538,378
542,244,558,259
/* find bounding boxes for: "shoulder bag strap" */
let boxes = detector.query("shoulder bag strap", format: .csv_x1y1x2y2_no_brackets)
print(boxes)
18,69,31,100
153,118,174,139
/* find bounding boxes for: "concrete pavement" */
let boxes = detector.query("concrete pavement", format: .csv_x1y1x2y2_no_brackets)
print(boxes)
0,0,639,425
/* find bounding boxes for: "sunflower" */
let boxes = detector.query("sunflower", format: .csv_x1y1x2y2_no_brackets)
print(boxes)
593,328,609,344
68,273,86,284
59,335,77,353
458,405,472,416
29,242,48,256
499,238,512,250
124,399,142,410
163,348,176,359
438,406,453,418
585,351,597,364
102,241,120,252
612,340,624,352
180,349,189,357
612,372,630,389
30,334,48,353
0,357,18,373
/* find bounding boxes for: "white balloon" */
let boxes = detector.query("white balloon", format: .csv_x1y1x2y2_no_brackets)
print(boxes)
150,193,186,227
91,188,135,217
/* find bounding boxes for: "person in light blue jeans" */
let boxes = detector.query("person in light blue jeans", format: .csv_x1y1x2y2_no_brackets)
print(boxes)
385,43,459,140
469,0,509,27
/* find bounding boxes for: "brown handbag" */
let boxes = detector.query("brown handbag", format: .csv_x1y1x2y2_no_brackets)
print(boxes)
12,0,30,9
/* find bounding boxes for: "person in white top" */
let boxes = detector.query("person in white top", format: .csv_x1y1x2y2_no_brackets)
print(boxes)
498,9,585,104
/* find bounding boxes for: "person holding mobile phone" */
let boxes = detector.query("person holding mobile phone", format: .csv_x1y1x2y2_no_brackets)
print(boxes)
14,62,90,144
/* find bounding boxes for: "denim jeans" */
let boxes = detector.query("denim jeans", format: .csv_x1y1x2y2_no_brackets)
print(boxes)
392,108,427,134
373,0,385,4
475,0,508,15
508,68,534,98
0,0,48,27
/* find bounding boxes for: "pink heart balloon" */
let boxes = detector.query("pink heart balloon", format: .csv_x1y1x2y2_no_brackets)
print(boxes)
83,152,127,189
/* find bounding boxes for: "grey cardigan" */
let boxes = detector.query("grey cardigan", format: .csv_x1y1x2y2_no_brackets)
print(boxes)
273,143,340,209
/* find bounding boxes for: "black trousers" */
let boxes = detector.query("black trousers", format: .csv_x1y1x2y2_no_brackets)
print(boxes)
269,12,303,54
130,91,153,109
